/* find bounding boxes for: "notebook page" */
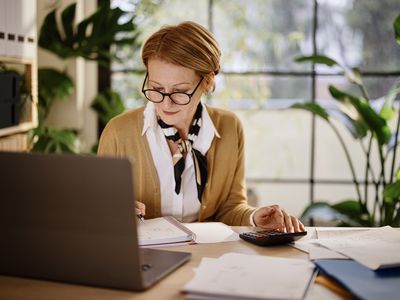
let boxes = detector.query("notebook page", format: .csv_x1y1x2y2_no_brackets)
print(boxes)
137,216,194,246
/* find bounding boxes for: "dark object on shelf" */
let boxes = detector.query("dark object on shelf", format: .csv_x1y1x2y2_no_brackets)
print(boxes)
0,73,20,129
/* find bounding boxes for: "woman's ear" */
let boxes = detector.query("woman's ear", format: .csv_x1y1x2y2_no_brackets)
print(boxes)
203,73,216,95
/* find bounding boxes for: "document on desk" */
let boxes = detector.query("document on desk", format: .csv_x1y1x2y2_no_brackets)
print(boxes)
315,226,400,270
293,227,370,260
183,252,316,300
182,222,239,243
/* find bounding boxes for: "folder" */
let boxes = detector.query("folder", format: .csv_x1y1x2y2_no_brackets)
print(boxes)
314,259,400,300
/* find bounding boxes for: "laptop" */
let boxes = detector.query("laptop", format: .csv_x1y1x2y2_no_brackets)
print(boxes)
0,152,191,291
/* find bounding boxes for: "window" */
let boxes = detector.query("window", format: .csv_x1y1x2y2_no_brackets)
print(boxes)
110,0,400,219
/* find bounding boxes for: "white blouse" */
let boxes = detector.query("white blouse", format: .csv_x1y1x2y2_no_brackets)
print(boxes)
141,102,257,225
142,102,219,222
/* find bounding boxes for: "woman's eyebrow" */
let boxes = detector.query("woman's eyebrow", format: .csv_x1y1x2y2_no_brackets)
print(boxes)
149,79,193,87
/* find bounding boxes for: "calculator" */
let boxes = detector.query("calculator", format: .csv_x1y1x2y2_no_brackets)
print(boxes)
239,230,307,246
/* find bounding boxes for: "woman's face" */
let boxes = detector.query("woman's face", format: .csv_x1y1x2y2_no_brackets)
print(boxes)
146,58,204,131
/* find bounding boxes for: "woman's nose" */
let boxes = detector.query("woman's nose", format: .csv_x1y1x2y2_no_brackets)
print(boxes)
162,95,174,108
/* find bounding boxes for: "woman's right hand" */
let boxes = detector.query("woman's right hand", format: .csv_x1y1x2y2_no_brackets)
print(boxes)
135,201,146,217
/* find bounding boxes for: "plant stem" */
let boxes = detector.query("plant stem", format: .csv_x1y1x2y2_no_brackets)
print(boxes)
378,145,386,225
390,105,400,183
358,83,370,101
329,121,362,203
372,182,379,226
361,136,376,209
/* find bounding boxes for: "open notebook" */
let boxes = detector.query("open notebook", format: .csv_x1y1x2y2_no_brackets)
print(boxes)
138,216,195,246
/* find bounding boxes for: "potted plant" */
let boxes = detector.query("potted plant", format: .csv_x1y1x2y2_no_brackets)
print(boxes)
292,14,400,227
31,0,136,153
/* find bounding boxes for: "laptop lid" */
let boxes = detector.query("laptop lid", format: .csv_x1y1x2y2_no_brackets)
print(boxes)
0,152,191,291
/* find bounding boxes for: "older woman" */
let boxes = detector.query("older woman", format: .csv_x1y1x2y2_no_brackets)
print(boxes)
98,21,304,233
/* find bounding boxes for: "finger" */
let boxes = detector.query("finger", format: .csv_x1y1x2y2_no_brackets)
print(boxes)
291,215,301,232
299,220,306,231
135,201,146,216
282,210,293,233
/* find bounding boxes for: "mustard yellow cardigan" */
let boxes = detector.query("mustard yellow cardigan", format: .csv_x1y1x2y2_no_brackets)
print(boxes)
97,105,256,225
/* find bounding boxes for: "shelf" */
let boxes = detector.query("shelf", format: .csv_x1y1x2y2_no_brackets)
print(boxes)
0,56,38,138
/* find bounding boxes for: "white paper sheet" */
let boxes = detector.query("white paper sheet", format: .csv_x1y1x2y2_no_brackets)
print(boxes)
316,226,400,270
183,253,316,300
292,227,370,260
183,222,240,243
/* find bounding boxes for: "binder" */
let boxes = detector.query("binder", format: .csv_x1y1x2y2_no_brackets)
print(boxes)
314,259,400,300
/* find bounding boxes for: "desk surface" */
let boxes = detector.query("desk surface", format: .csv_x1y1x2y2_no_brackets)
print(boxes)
0,227,343,300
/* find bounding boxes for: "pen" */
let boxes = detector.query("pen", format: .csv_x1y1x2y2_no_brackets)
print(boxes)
137,214,145,223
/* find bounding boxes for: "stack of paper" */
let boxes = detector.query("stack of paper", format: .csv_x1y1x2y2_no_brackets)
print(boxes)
183,253,316,300
315,226,400,270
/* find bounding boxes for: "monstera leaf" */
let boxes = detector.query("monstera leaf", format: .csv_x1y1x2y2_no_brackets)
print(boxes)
39,2,137,64
29,127,79,154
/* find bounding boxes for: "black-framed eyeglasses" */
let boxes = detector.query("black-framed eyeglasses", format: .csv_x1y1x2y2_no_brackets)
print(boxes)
141,73,203,105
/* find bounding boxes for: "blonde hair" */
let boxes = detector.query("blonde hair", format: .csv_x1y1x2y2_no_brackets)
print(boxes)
141,21,221,93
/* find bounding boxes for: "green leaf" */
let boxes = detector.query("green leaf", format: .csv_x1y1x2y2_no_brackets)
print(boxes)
300,201,365,226
291,102,329,120
394,14,400,46
61,3,76,47
383,180,400,200
331,199,369,221
30,127,79,154
380,79,400,120
91,89,126,126
38,68,74,121
294,55,338,67
328,85,391,145
291,102,368,139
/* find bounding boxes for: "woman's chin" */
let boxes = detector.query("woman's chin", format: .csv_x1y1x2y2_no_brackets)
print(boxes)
160,114,178,126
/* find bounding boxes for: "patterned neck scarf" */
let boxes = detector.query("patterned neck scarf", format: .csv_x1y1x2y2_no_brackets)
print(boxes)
158,103,207,201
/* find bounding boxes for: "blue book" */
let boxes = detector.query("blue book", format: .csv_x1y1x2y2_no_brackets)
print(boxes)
314,259,400,300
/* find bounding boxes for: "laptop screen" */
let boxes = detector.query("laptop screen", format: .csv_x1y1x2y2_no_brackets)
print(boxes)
0,152,145,289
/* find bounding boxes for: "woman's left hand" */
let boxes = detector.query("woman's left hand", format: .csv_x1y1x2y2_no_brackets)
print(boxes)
253,205,305,232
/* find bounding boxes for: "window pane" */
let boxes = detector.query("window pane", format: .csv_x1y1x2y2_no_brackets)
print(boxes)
317,0,400,72
316,75,400,100
112,72,145,109
247,182,310,217
211,74,311,109
213,0,313,72
236,109,312,180
111,0,208,71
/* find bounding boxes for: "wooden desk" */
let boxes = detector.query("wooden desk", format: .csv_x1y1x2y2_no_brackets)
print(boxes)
0,227,343,300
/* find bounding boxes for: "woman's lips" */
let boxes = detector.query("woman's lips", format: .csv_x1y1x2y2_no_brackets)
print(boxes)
163,110,179,115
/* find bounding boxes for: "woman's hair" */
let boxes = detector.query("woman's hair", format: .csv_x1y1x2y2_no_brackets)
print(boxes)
141,21,221,93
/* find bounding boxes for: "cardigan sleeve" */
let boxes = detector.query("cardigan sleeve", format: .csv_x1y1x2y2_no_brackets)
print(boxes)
214,116,257,226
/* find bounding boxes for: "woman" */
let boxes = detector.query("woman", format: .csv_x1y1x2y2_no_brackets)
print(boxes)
98,21,305,233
